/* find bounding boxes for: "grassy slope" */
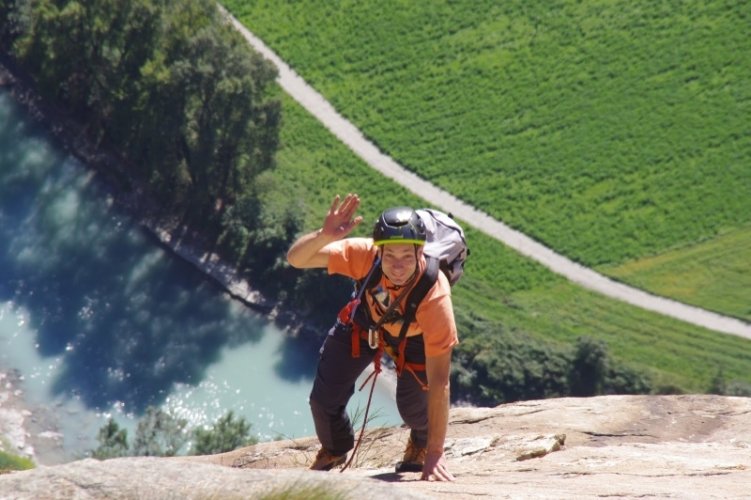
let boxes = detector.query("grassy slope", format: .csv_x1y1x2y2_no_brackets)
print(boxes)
266,95,751,392
601,224,751,321
224,0,751,319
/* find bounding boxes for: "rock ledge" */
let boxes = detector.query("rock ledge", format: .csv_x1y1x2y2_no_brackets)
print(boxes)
1,395,749,499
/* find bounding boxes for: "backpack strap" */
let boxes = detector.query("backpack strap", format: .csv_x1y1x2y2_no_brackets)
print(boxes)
401,256,440,333
393,256,440,376
357,255,382,296
346,254,381,359
349,254,380,322
352,254,382,330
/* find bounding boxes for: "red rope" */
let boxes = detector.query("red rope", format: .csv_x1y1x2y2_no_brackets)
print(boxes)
340,350,382,472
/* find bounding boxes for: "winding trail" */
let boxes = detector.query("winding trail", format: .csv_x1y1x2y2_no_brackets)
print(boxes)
224,11,751,341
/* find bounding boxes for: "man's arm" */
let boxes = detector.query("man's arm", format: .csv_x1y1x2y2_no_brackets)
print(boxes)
422,348,455,481
287,194,363,269
286,228,336,269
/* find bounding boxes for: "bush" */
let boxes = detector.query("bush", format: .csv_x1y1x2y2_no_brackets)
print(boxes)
451,316,570,405
451,310,653,405
91,418,129,459
0,448,34,474
91,408,257,458
708,369,751,397
191,411,258,455
568,337,608,397
131,407,189,457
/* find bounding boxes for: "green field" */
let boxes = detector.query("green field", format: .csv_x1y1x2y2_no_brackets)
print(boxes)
224,0,750,320
261,93,751,393
219,0,751,393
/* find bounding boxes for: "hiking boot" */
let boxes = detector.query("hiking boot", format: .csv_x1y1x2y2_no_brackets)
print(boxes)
309,448,346,471
394,437,427,473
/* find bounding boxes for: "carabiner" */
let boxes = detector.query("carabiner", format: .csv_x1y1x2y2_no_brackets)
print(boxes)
368,328,379,349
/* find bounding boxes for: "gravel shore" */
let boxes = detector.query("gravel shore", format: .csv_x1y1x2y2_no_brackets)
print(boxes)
0,370,35,460
0,370,66,466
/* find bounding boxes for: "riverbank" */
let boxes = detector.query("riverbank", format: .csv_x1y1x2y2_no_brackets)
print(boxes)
0,54,331,463
0,370,66,466
0,371,33,459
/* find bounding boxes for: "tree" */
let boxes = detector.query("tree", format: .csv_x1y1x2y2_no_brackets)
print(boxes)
91,418,129,459
0,0,22,46
131,406,188,457
568,336,608,397
7,0,294,304
603,364,652,395
449,315,571,406
10,0,280,221
173,16,279,225
191,411,257,456
90,408,260,458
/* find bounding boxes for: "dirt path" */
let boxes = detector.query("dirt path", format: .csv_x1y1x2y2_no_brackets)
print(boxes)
223,10,751,340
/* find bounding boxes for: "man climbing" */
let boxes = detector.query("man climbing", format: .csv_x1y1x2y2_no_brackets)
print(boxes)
287,193,457,482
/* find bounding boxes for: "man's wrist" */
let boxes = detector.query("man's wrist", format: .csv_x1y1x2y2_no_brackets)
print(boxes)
316,228,336,243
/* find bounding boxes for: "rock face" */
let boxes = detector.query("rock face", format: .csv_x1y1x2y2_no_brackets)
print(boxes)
1,395,750,499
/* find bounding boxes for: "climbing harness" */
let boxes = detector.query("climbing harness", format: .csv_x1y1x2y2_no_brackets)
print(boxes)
340,257,440,472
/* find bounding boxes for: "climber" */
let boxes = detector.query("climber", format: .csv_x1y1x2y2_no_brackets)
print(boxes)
286,193,457,481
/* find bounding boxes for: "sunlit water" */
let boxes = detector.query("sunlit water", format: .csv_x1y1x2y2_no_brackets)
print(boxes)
0,90,400,461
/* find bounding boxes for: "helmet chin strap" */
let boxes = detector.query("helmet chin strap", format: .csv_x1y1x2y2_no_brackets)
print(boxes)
385,271,417,290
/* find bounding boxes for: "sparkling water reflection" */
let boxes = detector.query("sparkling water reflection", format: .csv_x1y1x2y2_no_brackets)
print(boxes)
0,90,400,461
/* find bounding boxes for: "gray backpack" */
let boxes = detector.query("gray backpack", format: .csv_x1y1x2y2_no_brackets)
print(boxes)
417,209,469,286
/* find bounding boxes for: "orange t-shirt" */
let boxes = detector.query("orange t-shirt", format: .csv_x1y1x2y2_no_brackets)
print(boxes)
327,238,458,357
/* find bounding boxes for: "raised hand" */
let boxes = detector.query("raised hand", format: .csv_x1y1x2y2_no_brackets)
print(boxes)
321,193,363,240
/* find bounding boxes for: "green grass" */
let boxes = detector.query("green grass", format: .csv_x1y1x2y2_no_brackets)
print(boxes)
223,0,751,318
601,224,751,322
0,448,34,473
503,283,751,392
265,92,751,392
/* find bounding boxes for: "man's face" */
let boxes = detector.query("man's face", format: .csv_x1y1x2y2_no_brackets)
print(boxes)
380,243,419,286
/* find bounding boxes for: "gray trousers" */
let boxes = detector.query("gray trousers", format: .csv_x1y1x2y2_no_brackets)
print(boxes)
309,321,428,456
